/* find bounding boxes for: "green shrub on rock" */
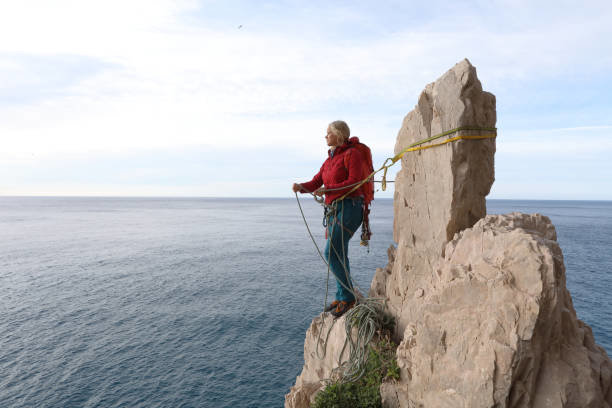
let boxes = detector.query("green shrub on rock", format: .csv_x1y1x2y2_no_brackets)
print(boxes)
312,337,399,408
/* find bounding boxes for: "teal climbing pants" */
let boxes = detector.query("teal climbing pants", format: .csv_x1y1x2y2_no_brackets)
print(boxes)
324,197,363,303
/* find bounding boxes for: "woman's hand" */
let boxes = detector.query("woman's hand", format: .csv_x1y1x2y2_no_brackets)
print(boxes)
292,183,303,193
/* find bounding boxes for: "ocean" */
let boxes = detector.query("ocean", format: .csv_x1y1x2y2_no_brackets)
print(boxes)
1,197,611,407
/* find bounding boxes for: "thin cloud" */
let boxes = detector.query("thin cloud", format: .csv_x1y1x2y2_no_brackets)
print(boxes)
532,125,612,133
1,1,611,197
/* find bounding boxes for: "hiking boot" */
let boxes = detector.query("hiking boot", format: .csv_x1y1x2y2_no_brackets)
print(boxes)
324,300,340,312
330,300,355,318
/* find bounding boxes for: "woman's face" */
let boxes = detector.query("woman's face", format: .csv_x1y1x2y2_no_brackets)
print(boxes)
325,126,343,147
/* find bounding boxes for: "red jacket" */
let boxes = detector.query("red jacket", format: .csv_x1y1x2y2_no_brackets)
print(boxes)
300,137,367,204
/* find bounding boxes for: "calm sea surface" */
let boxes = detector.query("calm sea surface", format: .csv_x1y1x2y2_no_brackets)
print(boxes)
1,197,611,407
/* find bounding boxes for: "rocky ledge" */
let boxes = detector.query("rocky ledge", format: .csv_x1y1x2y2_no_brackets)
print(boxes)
286,59,612,408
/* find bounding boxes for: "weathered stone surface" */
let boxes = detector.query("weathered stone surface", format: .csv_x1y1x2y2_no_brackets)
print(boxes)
285,314,351,408
380,58,497,336
379,213,612,407
285,59,612,408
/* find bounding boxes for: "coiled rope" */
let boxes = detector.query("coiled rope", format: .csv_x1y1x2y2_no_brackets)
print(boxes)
332,298,392,382
295,125,497,383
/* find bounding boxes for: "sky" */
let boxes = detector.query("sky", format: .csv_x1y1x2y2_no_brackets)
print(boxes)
1,0,611,199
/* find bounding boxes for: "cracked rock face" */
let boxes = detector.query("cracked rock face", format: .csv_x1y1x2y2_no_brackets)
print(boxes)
373,58,497,337
285,59,612,408
377,213,612,407
370,59,612,407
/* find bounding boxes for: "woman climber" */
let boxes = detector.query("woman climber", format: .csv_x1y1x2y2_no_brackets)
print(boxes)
292,120,369,318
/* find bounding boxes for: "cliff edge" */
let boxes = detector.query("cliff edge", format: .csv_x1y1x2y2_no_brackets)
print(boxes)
286,59,612,408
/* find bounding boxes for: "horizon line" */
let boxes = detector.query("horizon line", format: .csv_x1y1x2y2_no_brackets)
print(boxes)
1,195,611,202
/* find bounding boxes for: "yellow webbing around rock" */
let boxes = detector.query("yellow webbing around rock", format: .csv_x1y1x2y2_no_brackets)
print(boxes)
336,126,497,201
391,134,496,163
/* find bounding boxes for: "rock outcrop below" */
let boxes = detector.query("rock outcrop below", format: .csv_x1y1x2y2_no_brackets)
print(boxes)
285,59,612,408
377,213,612,407
285,314,352,407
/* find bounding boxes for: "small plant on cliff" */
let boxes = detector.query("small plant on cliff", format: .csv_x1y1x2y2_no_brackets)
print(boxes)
312,335,399,408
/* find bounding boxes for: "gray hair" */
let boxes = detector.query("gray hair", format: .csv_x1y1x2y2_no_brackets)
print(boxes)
328,120,350,143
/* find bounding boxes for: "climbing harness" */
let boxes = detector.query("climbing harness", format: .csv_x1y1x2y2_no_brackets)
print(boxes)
294,125,497,383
